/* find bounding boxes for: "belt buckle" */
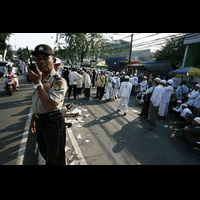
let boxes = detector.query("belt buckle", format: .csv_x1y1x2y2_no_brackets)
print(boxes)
34,114,39,119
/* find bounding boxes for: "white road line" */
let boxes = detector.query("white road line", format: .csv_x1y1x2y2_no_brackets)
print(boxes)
66,127,87,165
15,107,32,165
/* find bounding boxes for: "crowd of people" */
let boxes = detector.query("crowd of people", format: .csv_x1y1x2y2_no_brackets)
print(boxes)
4,43,198,165
58,63,200,151
61,66,135,115
134,76,200,151
3,51,200,154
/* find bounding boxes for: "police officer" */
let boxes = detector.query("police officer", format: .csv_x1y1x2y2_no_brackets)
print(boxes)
28,44,67,165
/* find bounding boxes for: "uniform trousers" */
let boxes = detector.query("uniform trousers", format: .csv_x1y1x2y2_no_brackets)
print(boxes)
35,111,66,165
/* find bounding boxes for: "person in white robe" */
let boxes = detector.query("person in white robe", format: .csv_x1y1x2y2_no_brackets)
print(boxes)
193,92,200,117
158,79,174,119
106,73,114,100
186,84,200,109
113,72,120,98
147,78,162,125
129,74,138,94
140,76,147,92
117,76,132,116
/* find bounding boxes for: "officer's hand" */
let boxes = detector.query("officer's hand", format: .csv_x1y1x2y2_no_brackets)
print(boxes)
30,118,36,134
28,68,42,84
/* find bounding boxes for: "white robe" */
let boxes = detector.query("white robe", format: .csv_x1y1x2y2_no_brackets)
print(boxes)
186,89,199,107
106,76,114,99
140,80,147,92
118,82,132,113
150,85,162,107
84,74,91,88
158,85,173,117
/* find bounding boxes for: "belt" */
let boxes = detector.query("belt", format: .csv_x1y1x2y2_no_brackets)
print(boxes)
34,110,60,119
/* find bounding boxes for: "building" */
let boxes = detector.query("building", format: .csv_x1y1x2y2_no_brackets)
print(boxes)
182,33,200,68
131,49,151,62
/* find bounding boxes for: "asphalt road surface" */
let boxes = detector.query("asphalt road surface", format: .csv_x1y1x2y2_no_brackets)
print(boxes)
1,74,200,165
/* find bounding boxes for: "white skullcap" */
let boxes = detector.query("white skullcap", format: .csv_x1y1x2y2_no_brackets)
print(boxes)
194,117,200,124
55,58,61,64
161,80,167,85
167,79,173,85
155,77,161,83
182,103,188,107
195,84,200,88
125,76,130,79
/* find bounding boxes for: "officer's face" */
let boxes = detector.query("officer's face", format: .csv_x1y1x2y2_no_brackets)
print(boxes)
35,53,56,73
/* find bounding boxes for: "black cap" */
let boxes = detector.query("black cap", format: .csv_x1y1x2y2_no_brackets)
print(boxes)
31,44,54,56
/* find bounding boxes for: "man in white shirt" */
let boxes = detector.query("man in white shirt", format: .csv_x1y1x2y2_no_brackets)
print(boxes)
68,67,81,99
147,78,162,126
117,76,132,116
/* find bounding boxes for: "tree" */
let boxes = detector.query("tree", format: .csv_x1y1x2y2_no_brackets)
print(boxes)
55,33,106,64
0,33,12,56
153,35,185,67
16,47,32,62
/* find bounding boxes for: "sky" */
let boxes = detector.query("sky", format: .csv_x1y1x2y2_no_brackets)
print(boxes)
8,33,182,53
8,33,57,50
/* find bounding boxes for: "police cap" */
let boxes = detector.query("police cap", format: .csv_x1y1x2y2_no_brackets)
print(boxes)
31,44,54,56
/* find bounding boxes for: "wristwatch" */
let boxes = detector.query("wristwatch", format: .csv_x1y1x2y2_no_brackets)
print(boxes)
33,82,43,90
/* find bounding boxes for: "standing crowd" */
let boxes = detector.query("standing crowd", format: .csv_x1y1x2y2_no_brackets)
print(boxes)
62,67,133,116
25,44,200,165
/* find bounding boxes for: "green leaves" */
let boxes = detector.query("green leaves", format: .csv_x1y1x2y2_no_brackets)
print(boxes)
153,35,185,66
55,33,104,63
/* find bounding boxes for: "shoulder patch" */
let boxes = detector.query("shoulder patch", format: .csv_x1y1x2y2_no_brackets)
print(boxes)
53,81,63,91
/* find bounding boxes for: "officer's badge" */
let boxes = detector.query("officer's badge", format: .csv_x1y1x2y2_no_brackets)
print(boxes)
54,81,63,91
39,46,44,51
43,81,50,90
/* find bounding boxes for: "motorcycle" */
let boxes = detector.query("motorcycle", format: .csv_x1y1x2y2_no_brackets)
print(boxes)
5,75,16,96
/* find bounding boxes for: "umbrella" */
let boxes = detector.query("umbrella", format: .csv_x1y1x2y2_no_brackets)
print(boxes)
169,67,200,76
92,62,109,69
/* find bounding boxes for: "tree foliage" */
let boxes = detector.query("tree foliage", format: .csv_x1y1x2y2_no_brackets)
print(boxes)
153,35,185,66
16,47,32,62
0,33,12,55
55,33,110,63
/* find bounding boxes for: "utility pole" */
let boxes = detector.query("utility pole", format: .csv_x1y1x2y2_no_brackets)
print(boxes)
129,33,133,64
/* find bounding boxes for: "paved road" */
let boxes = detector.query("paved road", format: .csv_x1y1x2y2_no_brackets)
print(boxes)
0,74,32,165
66,88,200,165
1,75,200,165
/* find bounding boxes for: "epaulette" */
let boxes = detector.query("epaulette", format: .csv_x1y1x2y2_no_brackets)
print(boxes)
54,74,62,81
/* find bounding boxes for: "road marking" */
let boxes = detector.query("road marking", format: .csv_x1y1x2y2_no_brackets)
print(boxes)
66,127,87,165
15,107,32,165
